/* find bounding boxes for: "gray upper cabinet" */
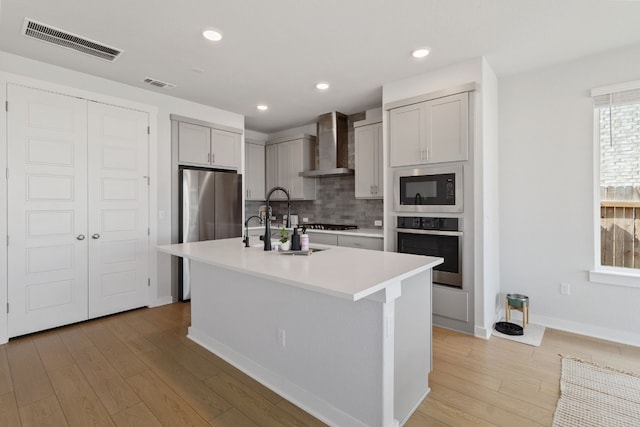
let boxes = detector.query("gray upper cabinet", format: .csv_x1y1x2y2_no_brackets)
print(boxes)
265,144,280,199
210,128,241,169
245,141,265,200
389,92,469,167
178,122,210,165
265,134,316,200
177,121,241,169
355,121,383,199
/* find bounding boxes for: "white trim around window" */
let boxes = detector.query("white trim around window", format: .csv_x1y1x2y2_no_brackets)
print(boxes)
590,80,640,288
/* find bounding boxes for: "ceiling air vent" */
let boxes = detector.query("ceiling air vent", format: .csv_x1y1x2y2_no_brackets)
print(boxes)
142,77,176,89
22,18,123,62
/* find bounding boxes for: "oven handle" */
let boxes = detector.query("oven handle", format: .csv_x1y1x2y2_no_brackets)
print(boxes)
394,228,463,237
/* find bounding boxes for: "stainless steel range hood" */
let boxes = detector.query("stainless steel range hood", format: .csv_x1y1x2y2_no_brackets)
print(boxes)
300,112,354,177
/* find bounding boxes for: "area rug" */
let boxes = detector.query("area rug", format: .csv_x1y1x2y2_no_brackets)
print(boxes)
552,356,640,426
491,319,545,347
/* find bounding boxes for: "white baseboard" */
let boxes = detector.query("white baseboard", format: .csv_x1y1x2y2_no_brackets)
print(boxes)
187,326,372,427
474,325,492,340
474,310,500,340
531,313,640,348
150,296,175,307
398,388,430,426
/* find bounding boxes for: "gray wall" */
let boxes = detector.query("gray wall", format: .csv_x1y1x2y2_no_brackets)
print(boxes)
246,176,383,229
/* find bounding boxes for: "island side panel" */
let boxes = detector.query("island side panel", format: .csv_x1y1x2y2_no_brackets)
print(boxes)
189,261,387,427
394,270,432,424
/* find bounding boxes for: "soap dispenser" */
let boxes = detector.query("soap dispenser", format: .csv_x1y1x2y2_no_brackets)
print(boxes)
300,226,309,251
291,227,301,251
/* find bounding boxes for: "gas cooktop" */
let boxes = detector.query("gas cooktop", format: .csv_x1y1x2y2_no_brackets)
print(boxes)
303,224,358,231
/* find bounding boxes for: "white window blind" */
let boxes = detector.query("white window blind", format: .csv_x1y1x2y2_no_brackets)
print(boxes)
593,88,640,107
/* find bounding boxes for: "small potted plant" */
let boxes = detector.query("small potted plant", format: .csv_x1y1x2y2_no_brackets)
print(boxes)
279,227,290,251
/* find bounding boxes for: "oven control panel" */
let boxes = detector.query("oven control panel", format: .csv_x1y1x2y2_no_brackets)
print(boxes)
397,216,459,231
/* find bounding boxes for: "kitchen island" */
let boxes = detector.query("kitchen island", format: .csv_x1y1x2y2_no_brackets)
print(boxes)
158,238,442,427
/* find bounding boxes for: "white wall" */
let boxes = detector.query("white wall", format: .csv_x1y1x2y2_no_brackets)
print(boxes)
0,51,244,306
0,78,7,340
245,129,269,143
499,43,640,346
477,58,500,338
267,123,317,140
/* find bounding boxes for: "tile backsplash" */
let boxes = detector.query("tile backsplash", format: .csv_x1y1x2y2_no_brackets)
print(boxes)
245,175,383,229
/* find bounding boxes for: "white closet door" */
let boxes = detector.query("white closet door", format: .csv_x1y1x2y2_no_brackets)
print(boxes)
7,85,89,337
87,102,149,318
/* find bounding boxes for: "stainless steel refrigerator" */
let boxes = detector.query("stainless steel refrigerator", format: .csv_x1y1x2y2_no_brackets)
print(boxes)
179,167,242,300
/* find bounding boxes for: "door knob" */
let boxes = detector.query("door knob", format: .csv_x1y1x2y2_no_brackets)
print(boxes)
76,234,85,240
92,233,101,239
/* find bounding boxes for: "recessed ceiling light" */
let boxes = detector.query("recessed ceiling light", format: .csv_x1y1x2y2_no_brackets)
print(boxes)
202,29,223,42
257,105,269,111
411,48,431,58
315,82,330,90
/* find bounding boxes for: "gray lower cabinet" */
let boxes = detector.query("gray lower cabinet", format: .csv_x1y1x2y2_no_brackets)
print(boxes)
307,232,338,246
307,232,382,251
338,235,384,251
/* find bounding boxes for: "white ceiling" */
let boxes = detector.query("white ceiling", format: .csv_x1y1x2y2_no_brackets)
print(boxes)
1,0,639,133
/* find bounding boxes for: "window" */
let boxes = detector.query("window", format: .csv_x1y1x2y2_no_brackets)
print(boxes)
593,84,640,272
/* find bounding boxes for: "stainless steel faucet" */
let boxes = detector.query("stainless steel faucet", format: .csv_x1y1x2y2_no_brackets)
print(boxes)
263,186,291,251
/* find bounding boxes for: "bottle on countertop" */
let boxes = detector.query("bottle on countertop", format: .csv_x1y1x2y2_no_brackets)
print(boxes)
300,226,309,251
291,227,301,251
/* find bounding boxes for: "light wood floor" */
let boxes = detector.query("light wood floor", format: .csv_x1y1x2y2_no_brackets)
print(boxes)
1,303,639,427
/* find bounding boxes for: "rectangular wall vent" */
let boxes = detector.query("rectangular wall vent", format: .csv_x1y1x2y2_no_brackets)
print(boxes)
22,18,123,62
143,77,176,89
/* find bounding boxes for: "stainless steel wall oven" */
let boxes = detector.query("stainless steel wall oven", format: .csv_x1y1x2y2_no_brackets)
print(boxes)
396,216,463,288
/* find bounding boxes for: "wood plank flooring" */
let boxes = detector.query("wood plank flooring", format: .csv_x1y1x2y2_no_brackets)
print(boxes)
0,302,639,426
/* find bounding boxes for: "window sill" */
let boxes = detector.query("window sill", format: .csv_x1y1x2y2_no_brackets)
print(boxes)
589,267,640,288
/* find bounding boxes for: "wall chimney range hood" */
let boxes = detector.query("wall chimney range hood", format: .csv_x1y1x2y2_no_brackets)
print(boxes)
300,112,354,177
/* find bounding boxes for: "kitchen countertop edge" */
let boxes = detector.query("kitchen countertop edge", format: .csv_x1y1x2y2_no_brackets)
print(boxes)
158,238,441,302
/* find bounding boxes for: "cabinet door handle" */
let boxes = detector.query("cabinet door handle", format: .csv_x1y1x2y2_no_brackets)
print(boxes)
207,153,210,163
92,233,101,240
211,153,215,164
76,234,85,240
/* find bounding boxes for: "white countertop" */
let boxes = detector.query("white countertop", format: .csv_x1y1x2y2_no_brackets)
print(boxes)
158,237,442,301
247,226,383,238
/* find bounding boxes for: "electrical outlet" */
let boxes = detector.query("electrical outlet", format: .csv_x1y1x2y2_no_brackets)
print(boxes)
302,217,309,223
560,282,570,295
374,220,383,227
277,328,286,347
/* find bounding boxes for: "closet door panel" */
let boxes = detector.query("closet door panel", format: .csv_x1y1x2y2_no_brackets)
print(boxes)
88,102,149,318
7,85,89,337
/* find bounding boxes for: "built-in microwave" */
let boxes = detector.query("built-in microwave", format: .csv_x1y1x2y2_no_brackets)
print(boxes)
394,164,463,213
